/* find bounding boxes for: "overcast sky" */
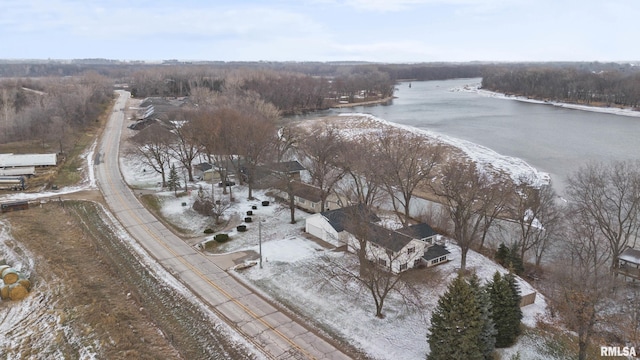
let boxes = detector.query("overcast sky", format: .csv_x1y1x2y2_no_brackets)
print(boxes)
1,0,637,63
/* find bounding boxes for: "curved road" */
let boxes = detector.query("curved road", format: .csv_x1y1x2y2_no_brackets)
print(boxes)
96,91,351,360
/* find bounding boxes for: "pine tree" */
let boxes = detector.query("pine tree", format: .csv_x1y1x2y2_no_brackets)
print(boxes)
427,275,484,360
487,271,522,347
504,272,523,337
167,164,181,195
495,243,509,265
507,243,525,275
468,274,496,360
495,243,524,275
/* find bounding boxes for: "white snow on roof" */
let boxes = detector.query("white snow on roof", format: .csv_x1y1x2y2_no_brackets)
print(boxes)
0,153,57,167
620,248,640,264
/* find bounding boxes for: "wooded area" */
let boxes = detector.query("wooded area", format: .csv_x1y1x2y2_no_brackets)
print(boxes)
2,60,640,358
482,64,640,108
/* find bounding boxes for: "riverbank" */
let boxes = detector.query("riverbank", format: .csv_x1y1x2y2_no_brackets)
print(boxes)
455,82,640,118
330,96,394,108
303,112,550,188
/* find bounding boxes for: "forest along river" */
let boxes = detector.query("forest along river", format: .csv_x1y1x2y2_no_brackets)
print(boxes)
292,78,640,197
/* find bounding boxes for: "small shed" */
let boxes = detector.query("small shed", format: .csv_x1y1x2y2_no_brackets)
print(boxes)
618,247,640,281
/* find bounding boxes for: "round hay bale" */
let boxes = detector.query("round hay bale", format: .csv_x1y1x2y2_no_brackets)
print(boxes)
0,285,9,300
8,283,28,300
0,265,10,274
2,267,19,285
18,276,31,291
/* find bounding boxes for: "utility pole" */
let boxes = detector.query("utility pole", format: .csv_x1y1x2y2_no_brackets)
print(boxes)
259,221,263,269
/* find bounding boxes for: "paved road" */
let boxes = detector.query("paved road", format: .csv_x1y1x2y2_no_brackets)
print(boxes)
95,91,352,360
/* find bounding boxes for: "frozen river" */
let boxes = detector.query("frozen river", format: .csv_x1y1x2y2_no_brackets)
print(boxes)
296,78,640,196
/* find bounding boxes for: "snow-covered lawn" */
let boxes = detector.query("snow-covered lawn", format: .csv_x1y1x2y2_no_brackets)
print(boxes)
117,119,551,360
121,155,550,359
236,234,548,360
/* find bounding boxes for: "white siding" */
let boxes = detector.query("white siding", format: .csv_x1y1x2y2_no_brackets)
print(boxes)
347,236,426,273
305,214,342,246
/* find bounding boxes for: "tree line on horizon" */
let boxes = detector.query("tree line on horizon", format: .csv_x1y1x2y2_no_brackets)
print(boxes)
2,60,640,358
482,65,640,108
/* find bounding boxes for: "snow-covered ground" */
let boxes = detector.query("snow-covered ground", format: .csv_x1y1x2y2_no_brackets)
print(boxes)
336,112,551,187
7,89,611,358
117,149,550,360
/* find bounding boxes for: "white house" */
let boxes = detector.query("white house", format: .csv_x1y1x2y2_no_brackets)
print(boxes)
305,204,381,247
396,223,439,245
306,204,448,273
346,222,428,273
422,244,451,268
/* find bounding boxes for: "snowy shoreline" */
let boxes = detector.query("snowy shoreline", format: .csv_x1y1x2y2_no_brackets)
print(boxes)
336,112,551,187
456,82,640,118
336,81,640,189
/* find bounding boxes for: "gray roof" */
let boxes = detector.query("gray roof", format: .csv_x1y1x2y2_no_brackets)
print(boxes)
397,223,438,240
271,160,305,173
322,204,380,233
365,224,415,253
423,244,451,261
620,247,640,265
291,182,324,203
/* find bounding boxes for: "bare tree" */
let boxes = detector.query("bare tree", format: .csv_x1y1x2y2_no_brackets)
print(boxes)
431,160,501,272
297,123,347,212
509,179,564,264
566,160,640,271
230,95,279,200
317,207,419,318
169,113,201,182
545,209,615,360
193,187,232,225
376,130,441,226
267,124,300,224
0,86,16,142
339,135,384,208
129,123,174,187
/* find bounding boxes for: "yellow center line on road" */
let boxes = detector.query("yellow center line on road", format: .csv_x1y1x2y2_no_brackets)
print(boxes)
100,142,318,359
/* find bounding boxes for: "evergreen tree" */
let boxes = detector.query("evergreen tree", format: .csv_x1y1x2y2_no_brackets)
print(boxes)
504,272,523,336
427,275,484,360
487,271,522,347
468,274,496,360
167,164,181,195
495,243,524,275
507,243,525,275
495,243,509,265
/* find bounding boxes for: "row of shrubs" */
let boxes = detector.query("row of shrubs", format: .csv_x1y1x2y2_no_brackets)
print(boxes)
202,200,270,244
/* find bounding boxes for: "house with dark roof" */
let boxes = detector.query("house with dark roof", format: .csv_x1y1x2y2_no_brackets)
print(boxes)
270,160,305,181
422,244,451,267
305,204,447,272
273,181,346,213
305,204,381,246
347,222,431,273
396,223,439,245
